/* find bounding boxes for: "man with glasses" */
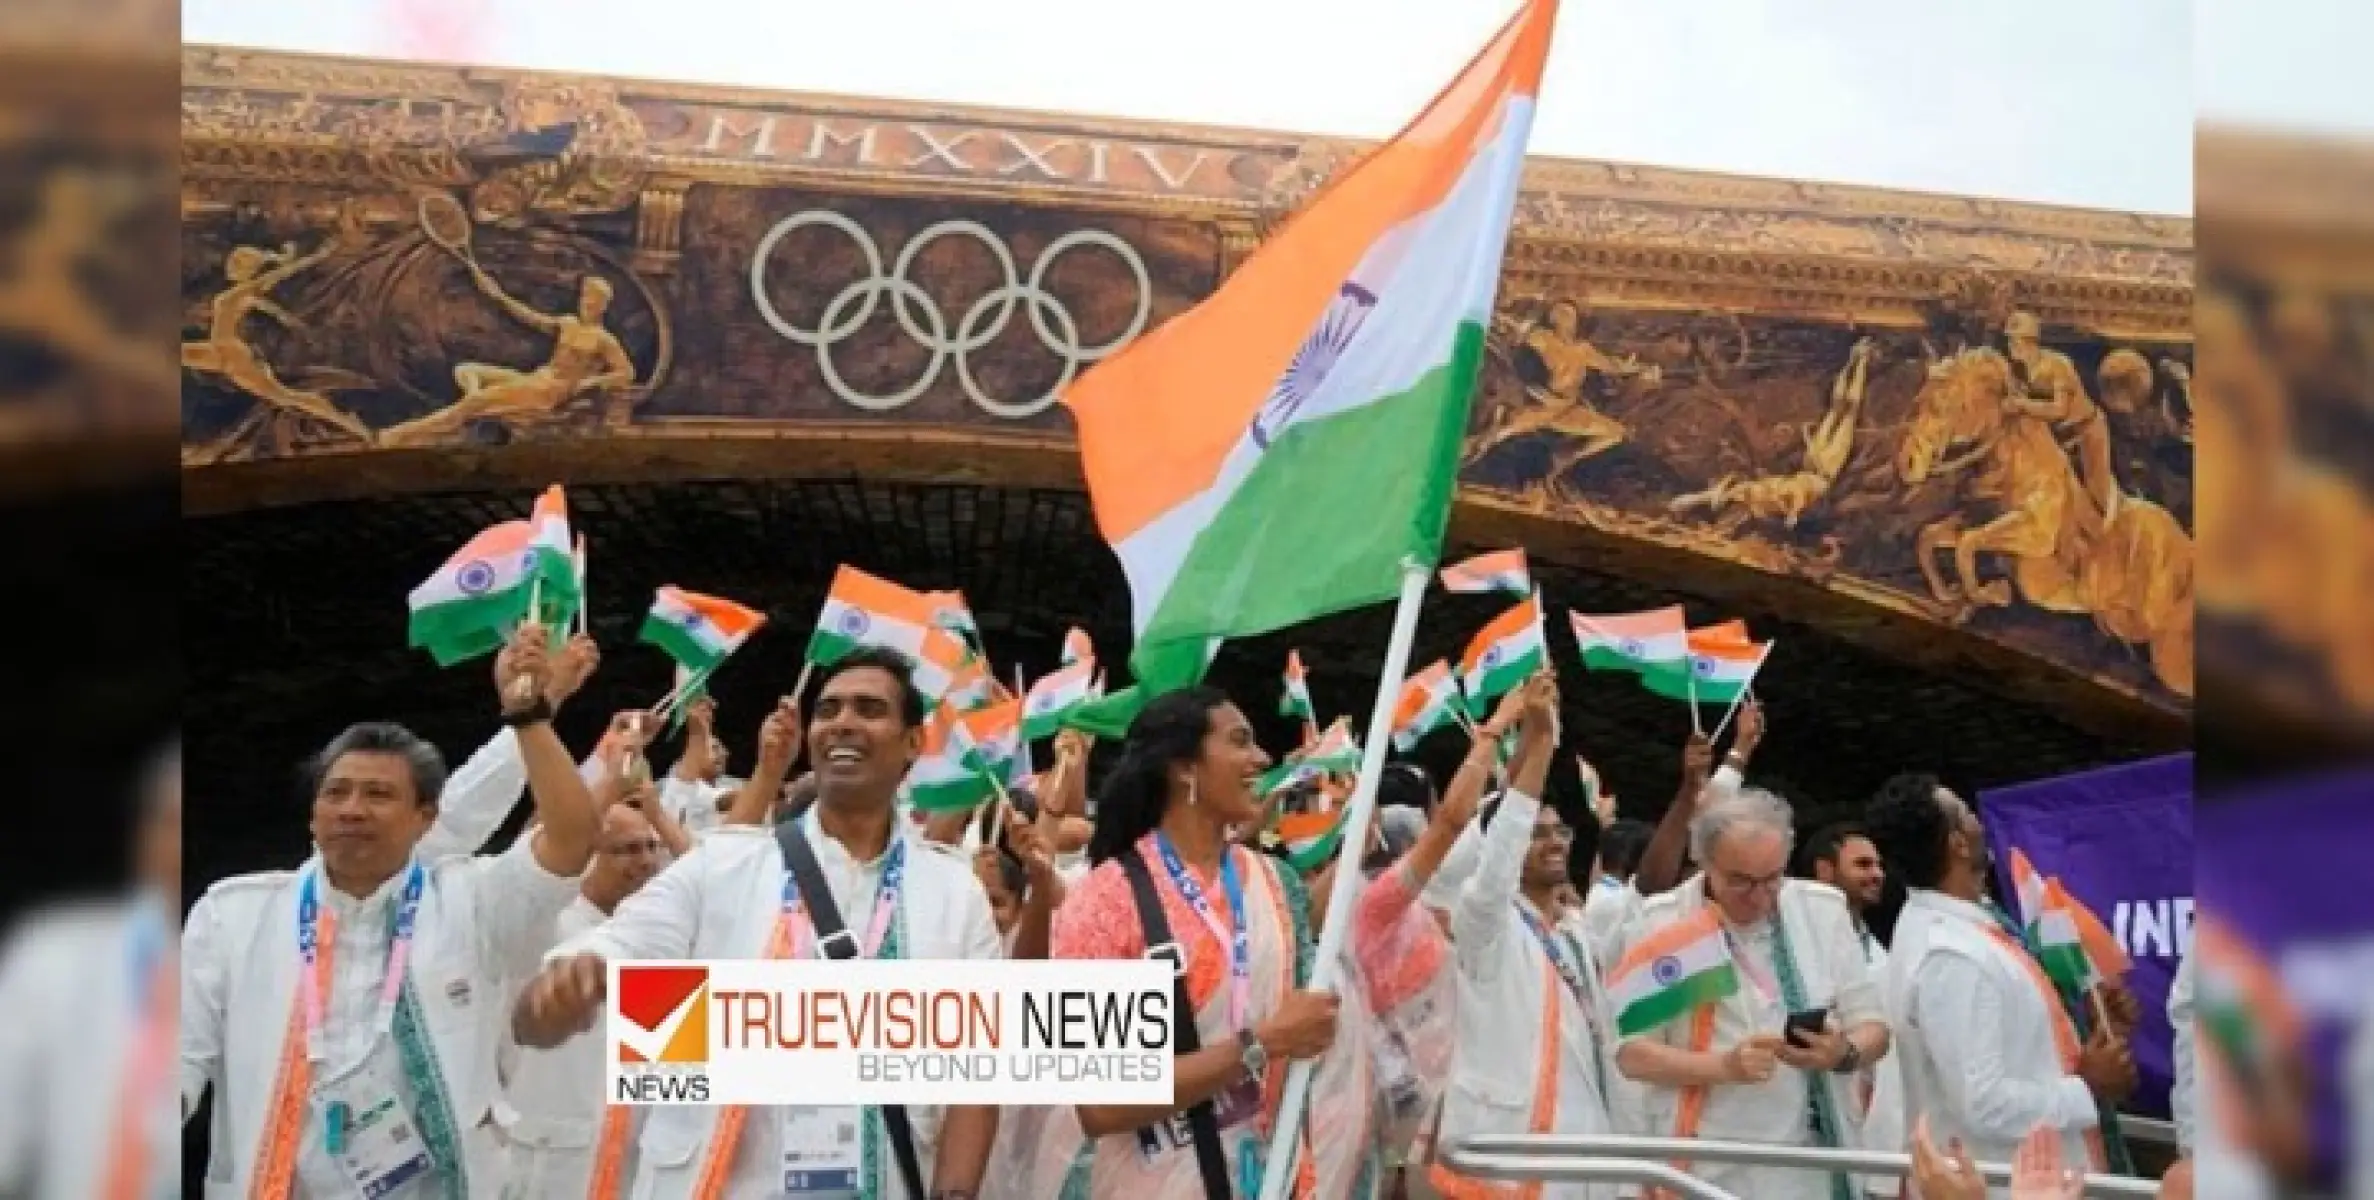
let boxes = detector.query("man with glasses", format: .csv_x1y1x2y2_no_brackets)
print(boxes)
490,795,672,1195
1614,787,1891,1200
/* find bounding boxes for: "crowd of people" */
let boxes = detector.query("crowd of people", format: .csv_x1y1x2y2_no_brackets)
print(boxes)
159,620,2197,1199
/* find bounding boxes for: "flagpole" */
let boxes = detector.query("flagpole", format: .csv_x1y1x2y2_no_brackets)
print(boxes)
1686,661,1703,737
1256,561,1429,1200
571,535,589,638
1707,640,1776,744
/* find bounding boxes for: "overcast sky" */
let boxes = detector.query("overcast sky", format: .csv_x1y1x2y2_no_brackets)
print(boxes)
180,0,2358,219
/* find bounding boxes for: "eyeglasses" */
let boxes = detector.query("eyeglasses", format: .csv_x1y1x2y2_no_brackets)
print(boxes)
1530,825,1573,845
1713,869,1786,897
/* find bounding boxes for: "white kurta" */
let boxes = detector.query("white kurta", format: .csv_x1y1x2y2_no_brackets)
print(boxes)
0,896,176,1200
1622,878,1880,1200
1852,926,1905,1199
492,896,622,1198
1881,889,2098,1196
1434,790,1617,1200
180,835,580,1198
552,814,1003,1200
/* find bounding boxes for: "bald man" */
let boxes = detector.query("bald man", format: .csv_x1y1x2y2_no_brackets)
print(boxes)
491,802,669,1196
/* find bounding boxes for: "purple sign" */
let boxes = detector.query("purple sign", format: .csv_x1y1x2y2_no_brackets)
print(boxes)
1981,753,2194,1118
2195,768,2374,1183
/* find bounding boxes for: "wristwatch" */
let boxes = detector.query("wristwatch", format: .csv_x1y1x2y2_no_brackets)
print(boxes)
1236,1028,1269,1080
1831,1041,1863,1075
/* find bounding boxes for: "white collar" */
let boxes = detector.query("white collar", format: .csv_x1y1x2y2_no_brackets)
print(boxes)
800,804,910,870
307,853,419,917
1906,887,1994,928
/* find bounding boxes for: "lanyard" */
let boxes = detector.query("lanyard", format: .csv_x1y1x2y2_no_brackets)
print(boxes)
1517,905,1593,1008
780,836,907,959
1153,833,1251,1030
296,860,426,1064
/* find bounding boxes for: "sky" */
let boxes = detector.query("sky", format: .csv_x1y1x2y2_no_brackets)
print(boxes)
179,0,2355,220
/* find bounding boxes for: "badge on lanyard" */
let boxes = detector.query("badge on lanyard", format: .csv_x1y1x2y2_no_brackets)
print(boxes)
315,1062,434,1199
780,1106,864,1199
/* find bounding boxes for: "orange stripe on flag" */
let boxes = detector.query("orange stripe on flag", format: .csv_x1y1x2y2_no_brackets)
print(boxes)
2052,879,2133,978
1460,595,1541,672
1062,0,1560,544
826,565,941,626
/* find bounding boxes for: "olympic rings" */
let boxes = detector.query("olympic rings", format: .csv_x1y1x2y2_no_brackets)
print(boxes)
748,209,1153,419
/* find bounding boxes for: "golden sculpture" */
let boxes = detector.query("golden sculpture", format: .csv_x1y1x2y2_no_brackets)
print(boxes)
1900,347,2193,695
0,170,180,398
2002,310,2117,516
1465,299,1662,502
1668,335,1874,531
377,195,639,447
180,204,377,449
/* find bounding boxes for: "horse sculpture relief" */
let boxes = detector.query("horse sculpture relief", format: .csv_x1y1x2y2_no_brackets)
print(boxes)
1899,346,2194,696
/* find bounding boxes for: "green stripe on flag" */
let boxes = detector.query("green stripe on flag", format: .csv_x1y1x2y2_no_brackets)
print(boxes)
1140,323,1483,648
1616,963,1740,1037
639,616,725,673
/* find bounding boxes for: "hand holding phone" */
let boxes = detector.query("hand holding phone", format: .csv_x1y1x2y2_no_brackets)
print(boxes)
1783,1006,1831,1049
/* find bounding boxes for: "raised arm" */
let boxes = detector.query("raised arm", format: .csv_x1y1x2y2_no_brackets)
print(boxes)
725,697,799,826
1637,700,1759,896
468,260,561,334
1452,676,1557,971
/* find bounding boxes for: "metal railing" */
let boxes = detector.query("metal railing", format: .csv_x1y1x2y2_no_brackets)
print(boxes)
1443,1133,2164,1199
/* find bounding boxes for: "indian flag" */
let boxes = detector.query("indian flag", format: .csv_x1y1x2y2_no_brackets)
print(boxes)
639,587,764,674
406,487,577,666
1259,718,1361,795
1390,660,1460,751
2060,880,2132,985
806,566,974,703
2030,880,2091,992
1279,650,1316,723
1641,625,1769,705
907,709,995,813
1023,658,1098,741
1459,592,1547,716
1276,809,1348,873
1570,605,1687,676
945,658,1001,713
961,698,1024,780
926,589,981,652
1439,548,1531,596
1063,0,1557,682
1608,907,1739,1036
2009,850,2052,930
1061,627,1095,666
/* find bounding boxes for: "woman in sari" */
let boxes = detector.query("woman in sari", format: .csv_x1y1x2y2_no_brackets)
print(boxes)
1051,687,1341,1198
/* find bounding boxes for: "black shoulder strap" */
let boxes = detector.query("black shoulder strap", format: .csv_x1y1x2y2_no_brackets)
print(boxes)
775,820,930,1200
1117,849,1232,1200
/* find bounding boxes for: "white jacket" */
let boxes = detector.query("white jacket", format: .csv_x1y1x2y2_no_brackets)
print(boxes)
180,835,579,1198
1434,790,1617,1199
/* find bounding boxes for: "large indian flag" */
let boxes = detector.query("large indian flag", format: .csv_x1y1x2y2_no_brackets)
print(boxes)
806,566,974,703
406,485,577,666
1641,624,1769,705
1608,907,1739,1036
1570,605,1687,675
1064,0,1557,680
1459,592,1547,716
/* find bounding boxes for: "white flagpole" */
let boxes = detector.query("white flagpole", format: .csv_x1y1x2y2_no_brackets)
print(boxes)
1255,560,1429,1200
1708,639,1775,744
1686,655,1703,736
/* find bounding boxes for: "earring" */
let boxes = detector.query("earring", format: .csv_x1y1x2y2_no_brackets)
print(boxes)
1184,775,1200,808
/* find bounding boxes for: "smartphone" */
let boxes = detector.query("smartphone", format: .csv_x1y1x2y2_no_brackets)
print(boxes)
1784,1007,1831,1048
